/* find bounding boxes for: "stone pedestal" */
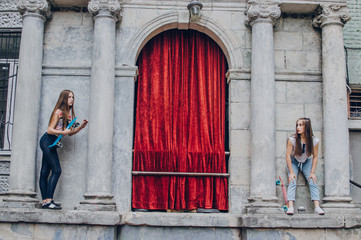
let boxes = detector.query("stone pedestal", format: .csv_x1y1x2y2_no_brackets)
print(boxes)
313,4,360,214
78,0,121,211
245,0,282,214
3,0,51,209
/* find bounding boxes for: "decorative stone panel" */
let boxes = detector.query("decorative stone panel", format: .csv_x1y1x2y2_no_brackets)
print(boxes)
0,0,18,11
0,176,9,193
0,12,22,28
0,161,10,175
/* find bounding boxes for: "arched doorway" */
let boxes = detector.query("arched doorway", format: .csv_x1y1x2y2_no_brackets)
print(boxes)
132,29,229,211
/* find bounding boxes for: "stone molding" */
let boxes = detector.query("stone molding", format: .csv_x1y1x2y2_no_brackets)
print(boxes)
125,12,240,68
42,66,138,78
88,0,121,21
245,0,281,26
0,12,22,28
313,4,351,28
17,0,52,20
227,69,322,82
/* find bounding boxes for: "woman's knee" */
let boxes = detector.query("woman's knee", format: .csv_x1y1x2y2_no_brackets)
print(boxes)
308,179,318,188
53,168,62,177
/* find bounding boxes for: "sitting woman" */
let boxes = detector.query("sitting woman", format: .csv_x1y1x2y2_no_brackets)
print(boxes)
285,117,325,215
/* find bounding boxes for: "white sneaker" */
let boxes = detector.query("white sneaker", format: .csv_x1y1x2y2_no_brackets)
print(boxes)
286,206,294,215
314,206,325,215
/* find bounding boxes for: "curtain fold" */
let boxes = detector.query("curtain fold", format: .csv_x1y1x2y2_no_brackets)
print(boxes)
132,30,228,210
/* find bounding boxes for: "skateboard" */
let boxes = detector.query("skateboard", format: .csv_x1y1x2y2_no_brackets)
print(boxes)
276,176,288,212
48,117,78,148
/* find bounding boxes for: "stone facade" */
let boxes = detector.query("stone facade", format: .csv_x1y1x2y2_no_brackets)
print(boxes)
344,0,361,210
343,0,361,85
0,0,361,239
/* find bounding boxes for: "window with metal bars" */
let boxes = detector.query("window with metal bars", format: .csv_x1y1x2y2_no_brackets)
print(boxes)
0,31,21,151
349,88,361,119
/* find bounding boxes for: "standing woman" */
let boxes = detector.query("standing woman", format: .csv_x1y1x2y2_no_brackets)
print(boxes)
39,90,88,210
286,117,325,215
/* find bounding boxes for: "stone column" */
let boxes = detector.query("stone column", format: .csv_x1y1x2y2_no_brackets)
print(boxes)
245,0,281,214
313,4,359,213
78,0,121,211
3,0,51,208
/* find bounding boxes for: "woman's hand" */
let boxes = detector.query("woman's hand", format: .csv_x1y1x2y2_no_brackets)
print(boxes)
288,172,296,184
309,172,317,184
80,119,88,129
68,119,88,136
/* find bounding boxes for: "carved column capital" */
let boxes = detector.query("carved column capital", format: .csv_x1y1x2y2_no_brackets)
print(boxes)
17,0,52,20
245,0,281,26
88,0,122,21
313,4,351,28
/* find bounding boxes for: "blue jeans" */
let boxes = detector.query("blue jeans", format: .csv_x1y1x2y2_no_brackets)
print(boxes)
39,133,62,200
287,156,320,202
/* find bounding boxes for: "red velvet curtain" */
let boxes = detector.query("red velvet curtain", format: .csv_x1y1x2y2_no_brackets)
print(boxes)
132,30,228,211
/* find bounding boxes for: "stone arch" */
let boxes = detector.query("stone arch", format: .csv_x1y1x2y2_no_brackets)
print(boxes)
125,12,241,69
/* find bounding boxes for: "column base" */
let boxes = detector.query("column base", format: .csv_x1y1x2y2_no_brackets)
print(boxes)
76,192,116,211
246,195,283,214
2,190,39,208
321,196,361,214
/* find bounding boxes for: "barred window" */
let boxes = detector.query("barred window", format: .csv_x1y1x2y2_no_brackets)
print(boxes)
0,31,21,151
349,88,361,119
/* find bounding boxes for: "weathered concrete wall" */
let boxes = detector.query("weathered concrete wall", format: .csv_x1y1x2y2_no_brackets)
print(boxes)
343,0,361,85
350,131,361,207
33,2,325,214
275,15,323,213
38,10,93,209
0,222,115,240
243,228,361,240
1,1,360,239
2,222,361,240
119,226,241,240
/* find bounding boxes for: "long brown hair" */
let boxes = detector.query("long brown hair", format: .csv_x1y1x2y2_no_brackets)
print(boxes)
49,90,75,130
293,118,314,157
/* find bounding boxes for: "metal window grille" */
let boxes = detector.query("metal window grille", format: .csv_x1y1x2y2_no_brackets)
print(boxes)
349,89,361,119
0,32,21,151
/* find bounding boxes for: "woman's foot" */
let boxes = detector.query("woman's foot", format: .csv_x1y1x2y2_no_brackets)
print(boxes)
42,201,62,210
286,206,294,215
51,200,61,207
314,206,325,215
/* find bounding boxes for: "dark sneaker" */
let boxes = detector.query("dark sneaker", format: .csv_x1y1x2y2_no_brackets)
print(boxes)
42,201,62,210
51,200,61,207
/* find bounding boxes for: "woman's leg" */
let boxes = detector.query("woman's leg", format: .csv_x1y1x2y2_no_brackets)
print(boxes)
287,157,300,207
39,153,50,203
302,158,324,214
45,148,62,200
39,133,61,201
301,158,321,204
39,134,52,203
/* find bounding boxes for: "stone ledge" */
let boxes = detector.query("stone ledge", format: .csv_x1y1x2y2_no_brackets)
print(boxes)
0,210,360,229
241,214,345,228
122,212,241,227
123,212,361,229
348,119,361,130
0,208,121,226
